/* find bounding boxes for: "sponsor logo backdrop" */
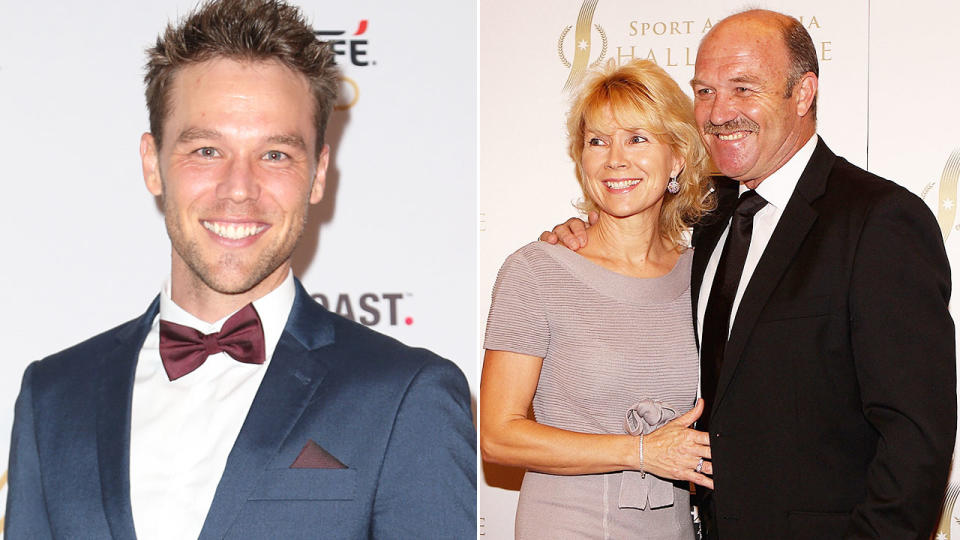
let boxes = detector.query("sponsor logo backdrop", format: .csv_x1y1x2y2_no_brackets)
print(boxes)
478,0,959,538
0,0,476,532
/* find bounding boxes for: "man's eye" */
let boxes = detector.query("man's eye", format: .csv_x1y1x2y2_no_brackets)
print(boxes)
264,150,288,161
196,147,218,158
695,88,713,96
735,87,751,93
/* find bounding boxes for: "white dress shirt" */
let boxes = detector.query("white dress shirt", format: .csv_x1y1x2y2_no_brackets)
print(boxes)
696,135,819,343
129,271,296,540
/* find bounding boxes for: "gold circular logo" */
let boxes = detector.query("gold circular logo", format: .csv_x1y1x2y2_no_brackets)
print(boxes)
336,76,360,111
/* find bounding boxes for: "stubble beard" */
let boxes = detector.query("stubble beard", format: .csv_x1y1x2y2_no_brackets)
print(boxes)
163,199,310,297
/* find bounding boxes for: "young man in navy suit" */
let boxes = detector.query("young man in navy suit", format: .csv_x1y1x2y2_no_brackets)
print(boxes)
545,9,955,539
5,1,476,538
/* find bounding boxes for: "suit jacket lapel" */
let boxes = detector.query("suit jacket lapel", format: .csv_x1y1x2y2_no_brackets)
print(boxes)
714,140,834,410
199,281,335,540
97,297,159,540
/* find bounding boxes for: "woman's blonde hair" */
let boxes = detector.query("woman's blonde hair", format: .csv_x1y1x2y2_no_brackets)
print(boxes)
567,59,715,246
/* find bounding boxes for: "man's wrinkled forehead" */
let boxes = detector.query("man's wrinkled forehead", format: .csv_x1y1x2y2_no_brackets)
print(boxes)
694,21,789,78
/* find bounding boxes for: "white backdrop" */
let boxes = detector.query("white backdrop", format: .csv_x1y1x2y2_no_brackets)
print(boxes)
478,0,960,538
0,1,476,534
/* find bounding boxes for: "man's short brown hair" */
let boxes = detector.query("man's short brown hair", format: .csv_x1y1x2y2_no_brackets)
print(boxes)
779,14,819,118
144,0,338,154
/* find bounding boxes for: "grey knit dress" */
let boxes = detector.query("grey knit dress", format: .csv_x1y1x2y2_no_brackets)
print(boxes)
484,241,698,539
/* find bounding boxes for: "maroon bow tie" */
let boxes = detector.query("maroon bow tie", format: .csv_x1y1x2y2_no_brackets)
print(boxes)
159,303,266,381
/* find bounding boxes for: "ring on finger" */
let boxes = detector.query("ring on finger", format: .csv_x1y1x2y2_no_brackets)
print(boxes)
695,458,704,473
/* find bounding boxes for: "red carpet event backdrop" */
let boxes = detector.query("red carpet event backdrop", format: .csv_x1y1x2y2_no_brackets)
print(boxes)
478,0,959,538
0,1,475,534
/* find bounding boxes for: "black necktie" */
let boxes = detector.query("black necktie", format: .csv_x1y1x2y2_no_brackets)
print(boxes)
700,190,767,432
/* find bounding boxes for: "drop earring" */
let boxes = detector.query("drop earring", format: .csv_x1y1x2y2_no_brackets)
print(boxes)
666,176,680,194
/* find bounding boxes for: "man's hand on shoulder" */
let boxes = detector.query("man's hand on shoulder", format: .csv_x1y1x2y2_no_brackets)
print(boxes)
538,212,598,250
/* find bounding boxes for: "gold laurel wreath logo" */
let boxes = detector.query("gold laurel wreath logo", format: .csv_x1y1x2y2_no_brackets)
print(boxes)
920,148,960,242
560,0,606,92
939,148,960,240
335,76,360,111
557,24,608,69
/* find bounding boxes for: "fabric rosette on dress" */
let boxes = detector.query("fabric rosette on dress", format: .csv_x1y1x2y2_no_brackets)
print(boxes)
620,399,679,510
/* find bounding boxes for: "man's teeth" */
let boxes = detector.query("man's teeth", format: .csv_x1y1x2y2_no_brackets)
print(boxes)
605,179,641,189
203,221,266,240
718,132,748,141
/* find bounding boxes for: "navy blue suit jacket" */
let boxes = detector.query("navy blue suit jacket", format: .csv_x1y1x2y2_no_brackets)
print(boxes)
5,281,476,539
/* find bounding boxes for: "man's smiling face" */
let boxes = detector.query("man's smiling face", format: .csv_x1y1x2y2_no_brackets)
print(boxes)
691,14,815,187
141,57,327,303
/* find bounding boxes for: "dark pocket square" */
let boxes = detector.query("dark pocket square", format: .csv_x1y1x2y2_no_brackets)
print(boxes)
290,439,348,469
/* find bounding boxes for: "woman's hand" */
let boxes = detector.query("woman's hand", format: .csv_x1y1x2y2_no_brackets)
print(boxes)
640,399,713,489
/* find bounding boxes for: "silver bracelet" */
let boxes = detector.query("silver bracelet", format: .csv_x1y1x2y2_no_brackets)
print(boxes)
638,433,645,479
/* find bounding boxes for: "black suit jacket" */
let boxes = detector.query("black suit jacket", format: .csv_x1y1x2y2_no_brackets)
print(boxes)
691,139,956,539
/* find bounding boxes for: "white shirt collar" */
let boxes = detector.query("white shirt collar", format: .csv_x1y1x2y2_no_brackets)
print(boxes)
741,134,819,209
158,269,297,365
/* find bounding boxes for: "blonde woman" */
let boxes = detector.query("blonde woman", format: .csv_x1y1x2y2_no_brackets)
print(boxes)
480,60,715,538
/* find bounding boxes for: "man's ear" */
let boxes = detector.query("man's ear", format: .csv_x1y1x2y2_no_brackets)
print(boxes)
310,144,330,204
795,72,818,118
141,133,163,196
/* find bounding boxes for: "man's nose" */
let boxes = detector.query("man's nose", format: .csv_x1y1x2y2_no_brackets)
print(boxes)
217,155,261,202
708,92,738,127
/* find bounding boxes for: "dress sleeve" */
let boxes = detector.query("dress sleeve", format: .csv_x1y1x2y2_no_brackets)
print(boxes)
483,248,550,358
